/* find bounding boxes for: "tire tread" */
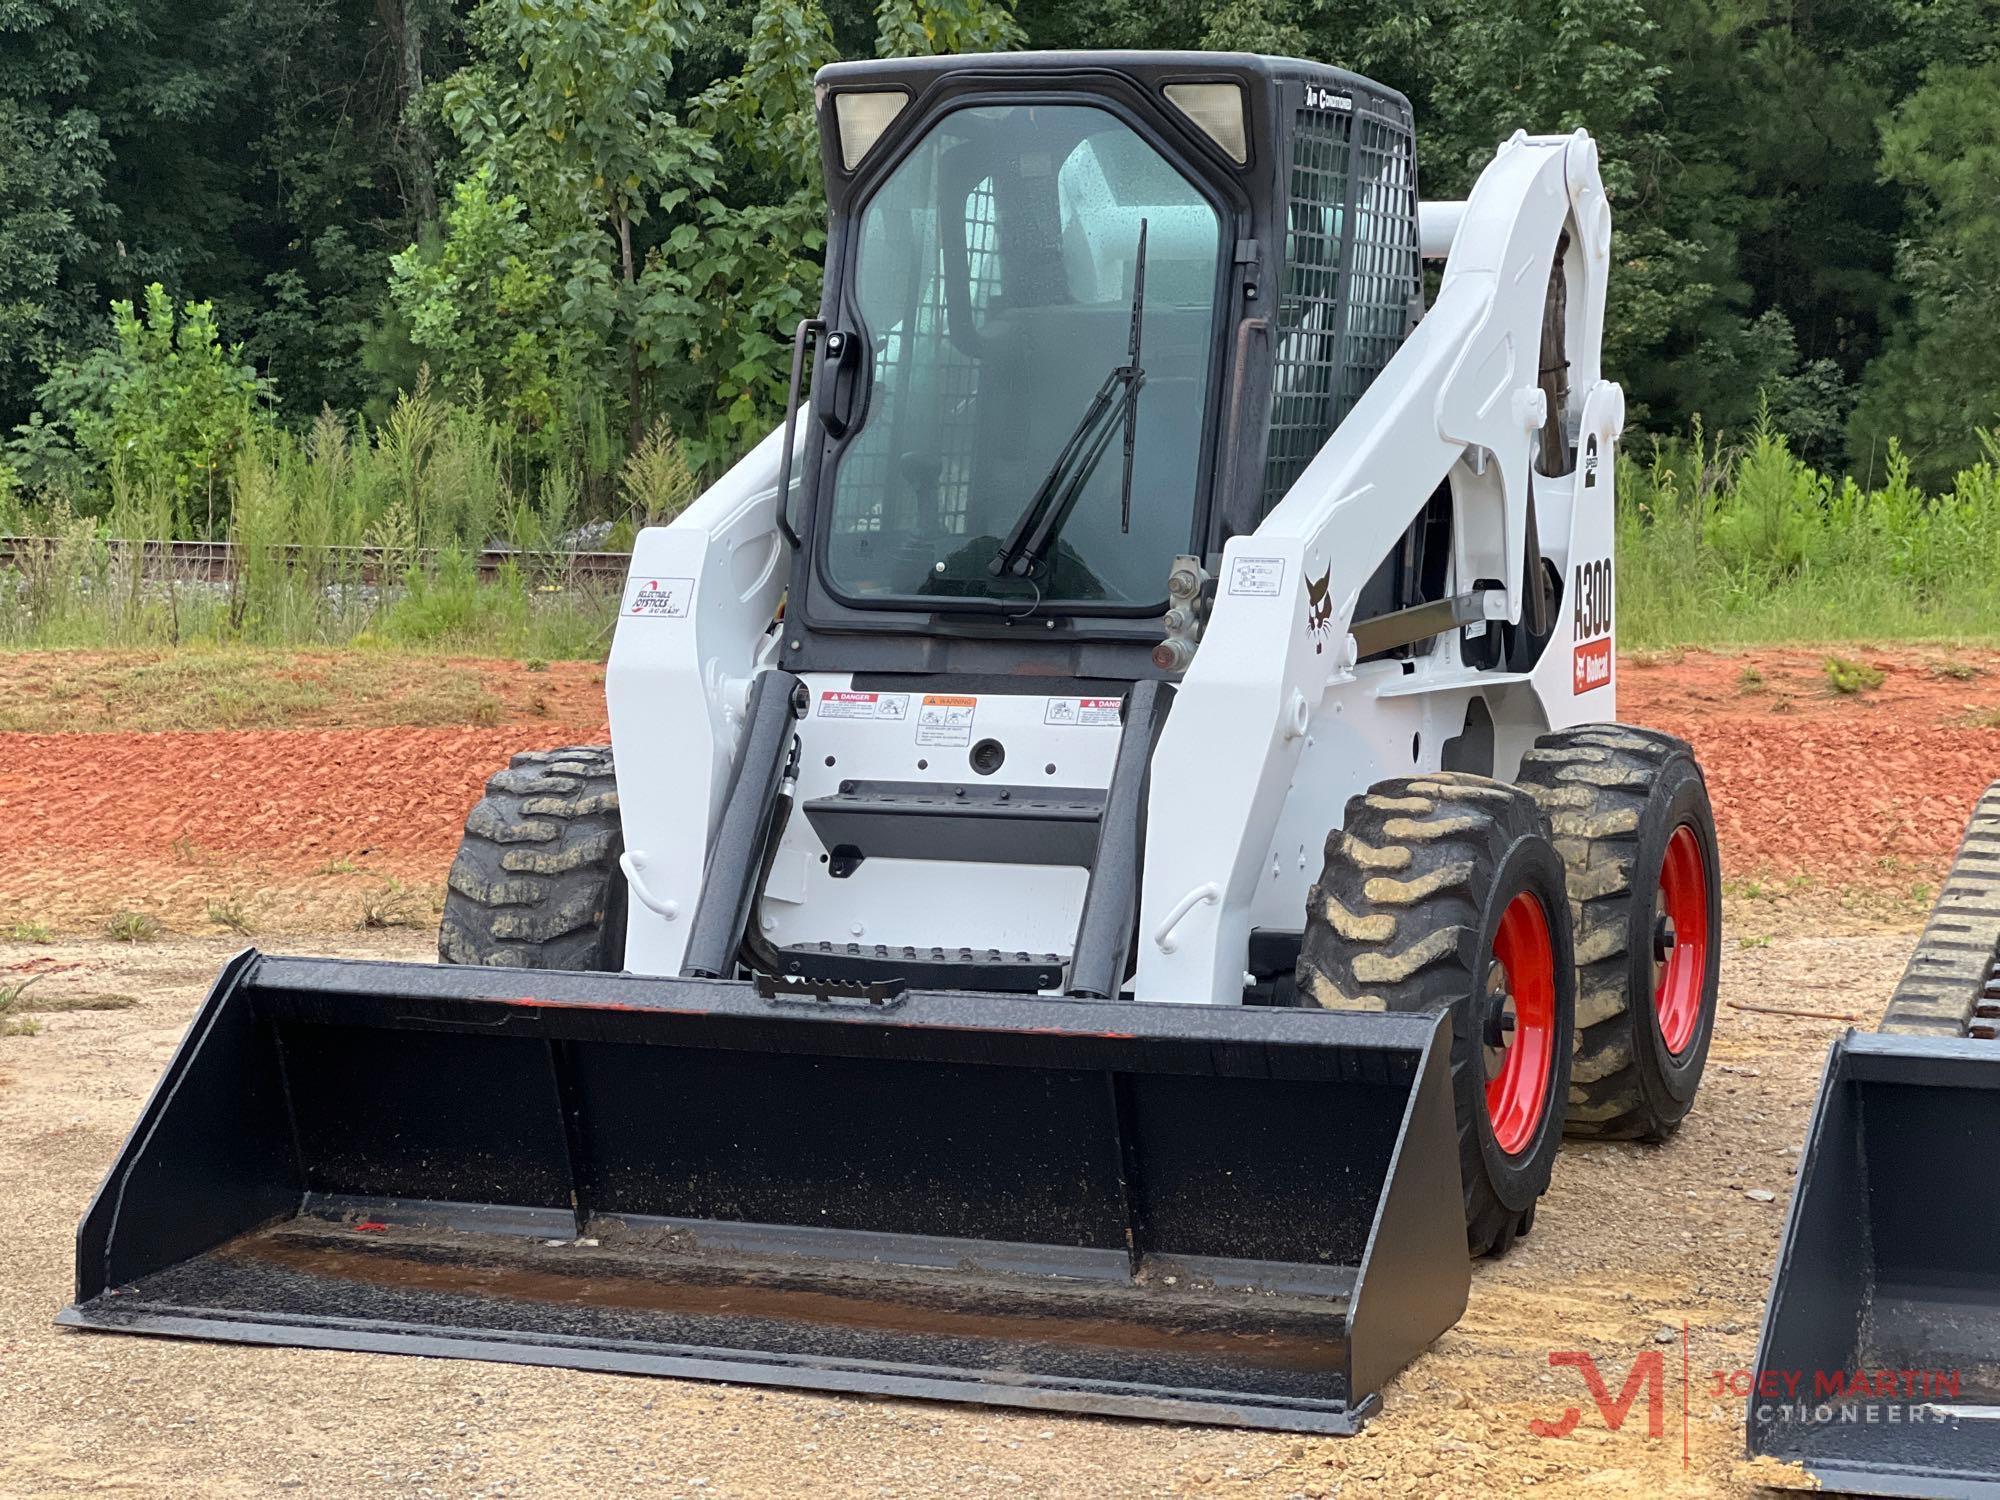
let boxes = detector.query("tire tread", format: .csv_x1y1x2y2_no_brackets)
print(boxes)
439,744,625,971
1297,774,1571,1256
1515,724,1711,1140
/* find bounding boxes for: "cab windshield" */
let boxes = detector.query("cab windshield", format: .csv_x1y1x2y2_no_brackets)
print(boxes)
822,103,1224,609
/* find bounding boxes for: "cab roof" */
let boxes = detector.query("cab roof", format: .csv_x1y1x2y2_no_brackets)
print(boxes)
815,50,1403,114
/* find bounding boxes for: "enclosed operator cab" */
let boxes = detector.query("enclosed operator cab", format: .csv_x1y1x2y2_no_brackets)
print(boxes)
788,52,1428,679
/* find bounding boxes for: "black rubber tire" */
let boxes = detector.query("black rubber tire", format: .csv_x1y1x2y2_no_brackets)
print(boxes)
439,745,628,971
1295,771,1577,1257
1515,724,1722,1141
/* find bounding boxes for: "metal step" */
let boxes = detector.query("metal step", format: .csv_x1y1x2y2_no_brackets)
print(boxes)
803,779,1107,872
774,941,1067,993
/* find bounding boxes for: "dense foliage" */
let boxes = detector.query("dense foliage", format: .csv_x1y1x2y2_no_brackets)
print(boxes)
4,0,1998,522
1616,419,2000,645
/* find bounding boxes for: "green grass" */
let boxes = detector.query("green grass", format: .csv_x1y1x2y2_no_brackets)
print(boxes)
1615,419,2000,647
204,896,256,935
0,648,599,734
0,977,43,1036
0,523,616,660
103,910,162,943
357,879,429,930
1823,656,1886,694
11,387,1999,657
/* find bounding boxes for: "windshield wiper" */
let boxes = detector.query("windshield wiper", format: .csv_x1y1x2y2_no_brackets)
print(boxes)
991,220,1148,581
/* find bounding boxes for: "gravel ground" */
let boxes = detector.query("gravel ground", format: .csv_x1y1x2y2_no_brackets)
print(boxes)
0,922,1906,1498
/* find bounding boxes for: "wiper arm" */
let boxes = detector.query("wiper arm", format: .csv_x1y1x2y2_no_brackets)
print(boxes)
991,220,1148,581
1115,216,1148,537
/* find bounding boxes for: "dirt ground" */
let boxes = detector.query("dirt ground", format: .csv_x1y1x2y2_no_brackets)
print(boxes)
0,926,1886,1497
1618,645,2000,896
0,644,1993,1497
0,644,1994,933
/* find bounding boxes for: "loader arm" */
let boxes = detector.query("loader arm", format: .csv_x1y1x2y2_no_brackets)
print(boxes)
1136,131,1621,1005
606,420,799,975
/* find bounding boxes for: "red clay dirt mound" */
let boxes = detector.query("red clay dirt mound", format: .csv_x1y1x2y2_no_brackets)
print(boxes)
0,723,607,871
1618,646,2000,888
0,646,1994,932
0,721,608,931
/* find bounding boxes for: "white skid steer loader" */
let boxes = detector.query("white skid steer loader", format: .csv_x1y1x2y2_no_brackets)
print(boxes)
65,51,1723,1435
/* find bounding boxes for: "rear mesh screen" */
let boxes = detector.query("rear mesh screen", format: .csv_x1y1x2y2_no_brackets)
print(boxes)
1261,97,1420,514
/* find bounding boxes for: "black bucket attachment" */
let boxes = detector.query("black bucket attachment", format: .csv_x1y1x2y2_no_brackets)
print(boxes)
1749,782,2000,1495
63,952,1469,1434
1749,1033,2000,1496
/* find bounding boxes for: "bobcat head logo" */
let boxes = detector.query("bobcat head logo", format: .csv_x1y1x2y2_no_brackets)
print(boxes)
1305,566,1334,652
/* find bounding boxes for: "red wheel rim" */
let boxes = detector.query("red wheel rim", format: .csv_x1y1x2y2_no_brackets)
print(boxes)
1655,824,1710,1056
1484,891,1558,1156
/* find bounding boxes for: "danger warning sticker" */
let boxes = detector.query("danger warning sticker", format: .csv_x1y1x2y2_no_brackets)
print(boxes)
916,694,977,747
624,577,694,618
1044,696,1122,727
1573,637,1613,694
817,690,909,721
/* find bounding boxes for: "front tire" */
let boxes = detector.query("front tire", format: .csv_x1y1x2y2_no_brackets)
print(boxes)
1516,724,1722,1141
1295,772,1577,1257
439,746,627,971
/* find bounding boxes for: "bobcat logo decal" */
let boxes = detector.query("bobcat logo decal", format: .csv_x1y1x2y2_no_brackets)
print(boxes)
1305,566,1334,653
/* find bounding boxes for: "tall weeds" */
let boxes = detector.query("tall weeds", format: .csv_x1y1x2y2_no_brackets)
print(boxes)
0,384,660,657
15,383,1990,654
1618,411,2000,645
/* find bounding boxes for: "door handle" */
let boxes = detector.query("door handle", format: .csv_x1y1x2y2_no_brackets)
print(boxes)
812,328,866,439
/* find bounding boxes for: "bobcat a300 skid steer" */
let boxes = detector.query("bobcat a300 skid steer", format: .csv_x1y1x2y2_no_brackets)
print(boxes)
64,51,1724,1434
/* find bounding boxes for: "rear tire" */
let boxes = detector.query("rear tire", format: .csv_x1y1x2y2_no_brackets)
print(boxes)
439,746,627,972
1295,772,1577,1257
1515,724,1721,1141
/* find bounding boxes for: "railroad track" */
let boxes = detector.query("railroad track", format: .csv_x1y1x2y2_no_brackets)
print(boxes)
0,536,634,587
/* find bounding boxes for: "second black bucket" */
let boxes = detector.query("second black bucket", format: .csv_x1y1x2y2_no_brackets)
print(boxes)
1749,781,2000,1497
1751,1033,2000,1497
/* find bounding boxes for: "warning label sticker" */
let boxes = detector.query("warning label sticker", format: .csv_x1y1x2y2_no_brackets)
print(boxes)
1573,637,1613,694
624,577,694,618
1227,556,1285,597
817,690,909,721
1044,696,1122,727
916,694,977,747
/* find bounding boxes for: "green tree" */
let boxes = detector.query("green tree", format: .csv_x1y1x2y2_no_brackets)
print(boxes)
0,0,456,436
443,0,720,445
0,4,122,427
875,0,1023,54
389,167,597,454
637,0,837,467
1849,58,2000,485
41,284,270,530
